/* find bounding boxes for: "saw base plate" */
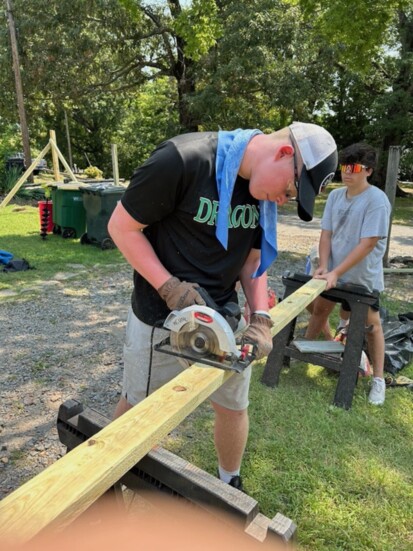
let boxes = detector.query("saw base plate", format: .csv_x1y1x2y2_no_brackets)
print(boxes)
154,337,252,373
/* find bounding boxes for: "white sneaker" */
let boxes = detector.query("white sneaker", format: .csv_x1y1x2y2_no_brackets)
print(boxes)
368,377,386,405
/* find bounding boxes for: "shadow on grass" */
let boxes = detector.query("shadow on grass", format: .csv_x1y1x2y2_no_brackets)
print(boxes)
244,362,413,550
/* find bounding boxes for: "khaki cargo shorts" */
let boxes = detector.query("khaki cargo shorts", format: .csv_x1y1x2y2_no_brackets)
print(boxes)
122,308,252,410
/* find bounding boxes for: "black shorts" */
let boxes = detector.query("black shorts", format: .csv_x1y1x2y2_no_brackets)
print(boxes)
339,294,380,312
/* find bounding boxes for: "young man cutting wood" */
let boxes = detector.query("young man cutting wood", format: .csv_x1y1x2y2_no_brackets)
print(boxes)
108,123,337,490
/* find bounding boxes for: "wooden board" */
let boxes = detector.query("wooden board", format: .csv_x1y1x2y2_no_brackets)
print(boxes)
0,366,232,542
272,278,326,335
0,278,326,543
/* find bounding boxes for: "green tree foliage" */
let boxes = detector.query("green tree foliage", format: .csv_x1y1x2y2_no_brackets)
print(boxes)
0,0,223,131
298,0,404,71
369,8,413,185
1,0,412,187
0,0,220,171
112,77,180,176
56,96,128,176
191,0,340,130
321,68,389,148
298,0,413,187
173,0,222,61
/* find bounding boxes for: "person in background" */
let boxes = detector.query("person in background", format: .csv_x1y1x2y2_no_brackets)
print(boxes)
305,143,390,405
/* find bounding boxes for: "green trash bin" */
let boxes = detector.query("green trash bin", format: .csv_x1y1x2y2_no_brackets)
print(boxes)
80,184,125,249
50,183,87,238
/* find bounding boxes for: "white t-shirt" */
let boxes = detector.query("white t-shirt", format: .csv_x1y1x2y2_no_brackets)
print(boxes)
321,185,391,292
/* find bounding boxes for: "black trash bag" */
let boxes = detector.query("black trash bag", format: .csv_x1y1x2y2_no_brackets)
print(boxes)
399,312,413,322
381,312,413,374
2,258,34,273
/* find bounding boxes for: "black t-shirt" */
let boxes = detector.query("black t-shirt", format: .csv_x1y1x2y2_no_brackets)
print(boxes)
121,132,262,325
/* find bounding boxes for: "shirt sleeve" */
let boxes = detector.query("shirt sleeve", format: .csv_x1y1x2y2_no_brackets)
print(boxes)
121,140,184,225
360,200,390,239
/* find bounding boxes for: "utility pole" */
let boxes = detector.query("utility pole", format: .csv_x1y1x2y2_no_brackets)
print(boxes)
5,0,33,181
64,110,73,170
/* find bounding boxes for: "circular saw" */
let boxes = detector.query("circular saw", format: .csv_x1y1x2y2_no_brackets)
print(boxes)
154,304,254,373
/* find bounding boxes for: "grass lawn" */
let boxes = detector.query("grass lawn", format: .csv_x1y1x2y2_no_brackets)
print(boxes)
165,358,413,551
0,203,124,295
1,198,412,550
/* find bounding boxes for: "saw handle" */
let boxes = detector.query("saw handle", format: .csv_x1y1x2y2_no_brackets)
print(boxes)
195,286,241,331
240,343,256,362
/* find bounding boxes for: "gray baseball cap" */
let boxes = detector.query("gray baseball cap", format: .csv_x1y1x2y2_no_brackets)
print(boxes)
289,122,338,222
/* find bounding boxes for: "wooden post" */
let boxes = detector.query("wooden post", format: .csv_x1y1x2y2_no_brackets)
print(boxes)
0,142,51,208
50,130,61,182
0,132,78,209
49,138,79,183
111,144,120,185
383,146,401,267
0,279,326,543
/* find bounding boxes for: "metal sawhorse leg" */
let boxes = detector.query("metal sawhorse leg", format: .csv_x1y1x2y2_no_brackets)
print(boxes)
261,273,379,409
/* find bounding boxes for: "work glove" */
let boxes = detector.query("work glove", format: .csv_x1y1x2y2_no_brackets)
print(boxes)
158,276,206,311
243,313,274,360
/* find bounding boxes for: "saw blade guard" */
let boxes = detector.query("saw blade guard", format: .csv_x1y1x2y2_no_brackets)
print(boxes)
163,305,241,358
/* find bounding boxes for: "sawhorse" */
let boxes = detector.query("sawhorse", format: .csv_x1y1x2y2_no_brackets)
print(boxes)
57,399,297,545
261,273,379,409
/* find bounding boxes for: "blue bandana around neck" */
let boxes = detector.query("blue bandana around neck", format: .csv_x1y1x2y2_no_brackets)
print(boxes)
215,129,278,278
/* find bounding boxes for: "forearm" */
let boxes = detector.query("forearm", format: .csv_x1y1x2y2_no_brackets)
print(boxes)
318,230,332,270
331,238,378,278
314,236,379,289
239,249,269,312
239,249,274,359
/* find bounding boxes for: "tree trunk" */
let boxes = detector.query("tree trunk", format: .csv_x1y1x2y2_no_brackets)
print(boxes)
174,39,197,132
167,0,197,132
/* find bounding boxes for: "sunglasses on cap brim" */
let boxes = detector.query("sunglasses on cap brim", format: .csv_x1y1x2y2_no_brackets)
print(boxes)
339,163,368,174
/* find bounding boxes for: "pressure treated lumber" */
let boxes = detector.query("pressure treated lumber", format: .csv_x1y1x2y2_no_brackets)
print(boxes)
50,130,61,181
0,143,51,208
0,278,326,543
0,367,232,543
0,132,79,209
49,138,79,183
270,278,326,335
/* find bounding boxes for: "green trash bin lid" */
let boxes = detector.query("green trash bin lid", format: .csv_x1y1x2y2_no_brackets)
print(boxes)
81,184,126,196
46,182,91,191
